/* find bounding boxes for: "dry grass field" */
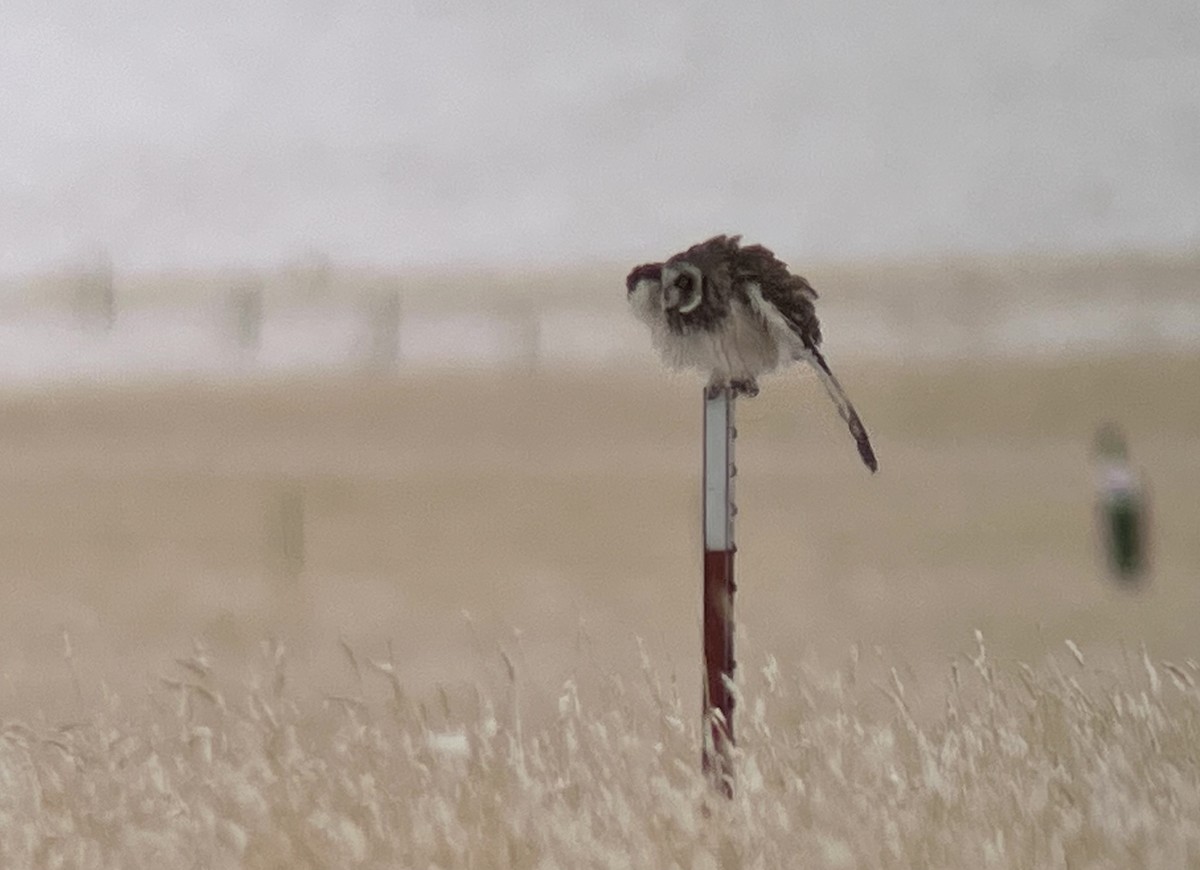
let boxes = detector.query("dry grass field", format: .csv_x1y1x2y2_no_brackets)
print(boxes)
1,351,1198,867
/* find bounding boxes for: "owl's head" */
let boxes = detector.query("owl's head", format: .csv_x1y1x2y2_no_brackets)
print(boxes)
658,260,705,314
660,235,741,316
627,259,703,315
627,236,738,331
625,256,705,319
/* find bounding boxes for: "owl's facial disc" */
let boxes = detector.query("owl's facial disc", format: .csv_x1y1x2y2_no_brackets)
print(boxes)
661,263,704,314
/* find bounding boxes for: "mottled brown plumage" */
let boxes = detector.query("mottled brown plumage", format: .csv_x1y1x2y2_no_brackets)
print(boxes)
666,235,823,347
627,234,877,472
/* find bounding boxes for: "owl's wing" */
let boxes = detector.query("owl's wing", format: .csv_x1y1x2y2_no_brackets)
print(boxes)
758,275,823,350
796,341,878,472
741,260,878,473
733,243,823,348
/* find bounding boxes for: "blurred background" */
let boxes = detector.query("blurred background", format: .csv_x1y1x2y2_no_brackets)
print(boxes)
0,0,1197,717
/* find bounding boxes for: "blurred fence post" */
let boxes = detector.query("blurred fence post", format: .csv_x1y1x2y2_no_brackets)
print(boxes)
511,299,541,370
363,288,402,370
287,250,332,302
265,480,306,583
226,281,264,354
702,386,736,797
73,253,116,333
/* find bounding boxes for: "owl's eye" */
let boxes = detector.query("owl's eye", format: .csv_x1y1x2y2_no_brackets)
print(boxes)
675,274,693,292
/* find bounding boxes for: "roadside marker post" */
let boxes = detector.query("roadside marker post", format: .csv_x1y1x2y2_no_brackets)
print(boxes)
702,386,737,797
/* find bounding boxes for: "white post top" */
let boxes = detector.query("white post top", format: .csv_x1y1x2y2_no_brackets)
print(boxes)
703,389,735,551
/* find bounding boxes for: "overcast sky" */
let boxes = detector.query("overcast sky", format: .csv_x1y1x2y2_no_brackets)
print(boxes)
2,0,1198,274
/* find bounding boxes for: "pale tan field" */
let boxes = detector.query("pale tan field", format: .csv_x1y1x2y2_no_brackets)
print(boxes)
1,353,1199,867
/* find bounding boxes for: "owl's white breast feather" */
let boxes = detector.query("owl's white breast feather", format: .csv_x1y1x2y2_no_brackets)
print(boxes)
648,292,787,382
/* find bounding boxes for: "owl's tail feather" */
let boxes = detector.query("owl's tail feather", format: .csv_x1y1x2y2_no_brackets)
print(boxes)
798,347,878,473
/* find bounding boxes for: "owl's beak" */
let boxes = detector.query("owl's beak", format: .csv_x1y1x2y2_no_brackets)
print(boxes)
662,282,681,310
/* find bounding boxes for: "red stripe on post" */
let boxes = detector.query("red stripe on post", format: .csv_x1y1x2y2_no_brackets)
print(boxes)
703,546,736,796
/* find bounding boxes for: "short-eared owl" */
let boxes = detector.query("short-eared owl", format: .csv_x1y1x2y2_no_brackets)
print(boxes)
627,234,877,472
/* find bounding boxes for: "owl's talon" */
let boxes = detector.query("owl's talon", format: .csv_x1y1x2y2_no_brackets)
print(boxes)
730,379,760,398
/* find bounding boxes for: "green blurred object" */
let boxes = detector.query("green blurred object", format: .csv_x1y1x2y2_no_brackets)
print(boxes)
1104,493,1144,579
1093,423,1148,584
